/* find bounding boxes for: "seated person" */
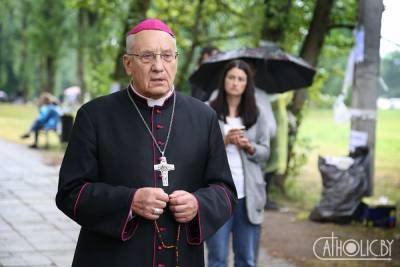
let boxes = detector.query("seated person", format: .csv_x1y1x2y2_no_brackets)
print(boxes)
21,92,60,148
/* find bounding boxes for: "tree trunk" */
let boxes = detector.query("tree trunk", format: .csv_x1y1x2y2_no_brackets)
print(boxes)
45,56,55,93
291,0,335,114
19,13,28,97
350,0,384,196
176,0,205,90
112,1,150,83
260,0,293,191
283,0,334,189
77,8,87,102
0,23,2,87
262,0,292,43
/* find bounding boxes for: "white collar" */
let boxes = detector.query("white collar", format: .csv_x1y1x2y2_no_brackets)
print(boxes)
130,84,174,107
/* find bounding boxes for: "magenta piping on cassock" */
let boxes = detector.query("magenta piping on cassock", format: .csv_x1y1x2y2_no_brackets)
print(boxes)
73,182,90,219
121,190,139,241
186,195,202,245
211,184,233,217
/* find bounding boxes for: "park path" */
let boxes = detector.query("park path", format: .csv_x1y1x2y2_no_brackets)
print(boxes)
0,138,296,267
0,139,78,266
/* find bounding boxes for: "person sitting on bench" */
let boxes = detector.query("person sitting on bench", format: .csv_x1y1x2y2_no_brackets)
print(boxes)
21,92,60,148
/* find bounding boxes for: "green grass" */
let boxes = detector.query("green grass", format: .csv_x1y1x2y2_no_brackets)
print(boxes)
0,103,66,161
275,108,400,231
0,103,37,142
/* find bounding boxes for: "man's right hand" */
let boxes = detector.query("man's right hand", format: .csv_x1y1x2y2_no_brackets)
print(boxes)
131,187,169,220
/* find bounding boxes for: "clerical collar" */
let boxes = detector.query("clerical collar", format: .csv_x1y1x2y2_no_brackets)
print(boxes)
129,83,174,107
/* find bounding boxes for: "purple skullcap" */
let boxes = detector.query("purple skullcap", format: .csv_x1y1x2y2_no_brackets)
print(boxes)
127,18,175,38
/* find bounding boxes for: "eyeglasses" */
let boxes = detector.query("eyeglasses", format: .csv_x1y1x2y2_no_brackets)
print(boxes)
127,52,179,63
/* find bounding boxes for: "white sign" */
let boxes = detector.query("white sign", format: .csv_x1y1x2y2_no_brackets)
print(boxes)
349,130,368,152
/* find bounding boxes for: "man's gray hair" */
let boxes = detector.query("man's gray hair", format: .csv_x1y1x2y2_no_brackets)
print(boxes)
126,34,177,53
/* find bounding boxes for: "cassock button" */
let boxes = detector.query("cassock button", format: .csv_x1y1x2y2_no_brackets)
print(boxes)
157,245,163,251
159,227,167,232
156,124,163,129
157,140,165,146
155,109,161,114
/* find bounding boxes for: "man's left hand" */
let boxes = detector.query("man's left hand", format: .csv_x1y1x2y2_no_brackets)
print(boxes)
169,190,198,223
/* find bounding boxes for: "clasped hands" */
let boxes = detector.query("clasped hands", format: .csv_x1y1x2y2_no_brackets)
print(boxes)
224,128,255,155
132,188,198,223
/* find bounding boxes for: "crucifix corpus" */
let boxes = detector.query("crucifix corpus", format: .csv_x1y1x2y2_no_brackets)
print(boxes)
154,156,175,186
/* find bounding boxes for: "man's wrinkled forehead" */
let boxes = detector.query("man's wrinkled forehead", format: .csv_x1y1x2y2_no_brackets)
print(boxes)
128,30,176,52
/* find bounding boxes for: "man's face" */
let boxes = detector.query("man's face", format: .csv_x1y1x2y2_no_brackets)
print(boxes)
123,30,178,99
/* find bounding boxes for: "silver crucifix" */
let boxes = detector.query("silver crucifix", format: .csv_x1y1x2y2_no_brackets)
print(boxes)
154,156,175,186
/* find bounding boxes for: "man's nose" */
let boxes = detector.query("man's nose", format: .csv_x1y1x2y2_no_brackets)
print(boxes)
151,55,164,72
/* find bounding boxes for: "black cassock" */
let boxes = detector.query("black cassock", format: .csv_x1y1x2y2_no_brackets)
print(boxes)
56,88,237,267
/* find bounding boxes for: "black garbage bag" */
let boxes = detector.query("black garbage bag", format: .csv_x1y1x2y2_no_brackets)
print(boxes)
309,147,370,224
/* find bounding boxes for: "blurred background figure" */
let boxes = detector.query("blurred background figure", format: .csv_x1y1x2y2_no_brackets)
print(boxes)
197,45,219,65
20,92,60,148
109,80,121,94
0,90,8,102
207,60,270,267
191,46,220,101
62,86,81,114
13,90,26,104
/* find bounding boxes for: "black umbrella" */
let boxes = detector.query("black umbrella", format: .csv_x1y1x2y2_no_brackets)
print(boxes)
189,45,316,96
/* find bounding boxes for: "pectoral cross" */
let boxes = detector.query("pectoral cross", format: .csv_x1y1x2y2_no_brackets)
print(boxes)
154,156,175,186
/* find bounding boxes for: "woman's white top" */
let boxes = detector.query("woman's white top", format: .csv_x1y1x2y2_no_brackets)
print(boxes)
224,117,245,199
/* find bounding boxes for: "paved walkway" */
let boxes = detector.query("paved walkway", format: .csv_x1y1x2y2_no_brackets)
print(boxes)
0,139,78,266
0,139,296,267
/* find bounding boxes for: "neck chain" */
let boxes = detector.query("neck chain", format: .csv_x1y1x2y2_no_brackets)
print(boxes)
126,85,176,158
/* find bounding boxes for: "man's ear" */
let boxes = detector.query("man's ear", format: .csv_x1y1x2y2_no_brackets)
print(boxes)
122,55,132,75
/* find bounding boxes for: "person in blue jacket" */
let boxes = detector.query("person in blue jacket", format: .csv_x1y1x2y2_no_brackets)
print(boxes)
21,92,60,148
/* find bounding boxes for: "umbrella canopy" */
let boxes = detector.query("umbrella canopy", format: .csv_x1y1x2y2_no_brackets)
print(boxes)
189,45,316,96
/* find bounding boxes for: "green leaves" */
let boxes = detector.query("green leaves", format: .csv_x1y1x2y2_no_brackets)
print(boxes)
0,0,358,99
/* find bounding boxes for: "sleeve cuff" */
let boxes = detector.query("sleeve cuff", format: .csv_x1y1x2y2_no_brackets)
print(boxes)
73,183,90,219
185,196,202,245
121,190,139,241
246,142,259,161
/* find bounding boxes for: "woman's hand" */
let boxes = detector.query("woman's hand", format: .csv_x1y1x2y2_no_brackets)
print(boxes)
224,128,255,155
237,136,255,155
224,128,244,146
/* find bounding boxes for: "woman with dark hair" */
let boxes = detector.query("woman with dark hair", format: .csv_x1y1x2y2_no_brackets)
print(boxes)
207,60,270,267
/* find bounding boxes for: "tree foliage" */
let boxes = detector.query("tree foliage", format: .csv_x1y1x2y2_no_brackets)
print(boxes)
1,0,358,100
0,0,366,190
381,51,400,98
149,0,265,92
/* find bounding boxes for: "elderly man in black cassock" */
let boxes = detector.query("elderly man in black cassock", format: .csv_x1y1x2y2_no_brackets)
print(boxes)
56,18,237,267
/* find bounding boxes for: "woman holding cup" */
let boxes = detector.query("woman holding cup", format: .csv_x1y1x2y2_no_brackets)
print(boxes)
207,59,270,267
